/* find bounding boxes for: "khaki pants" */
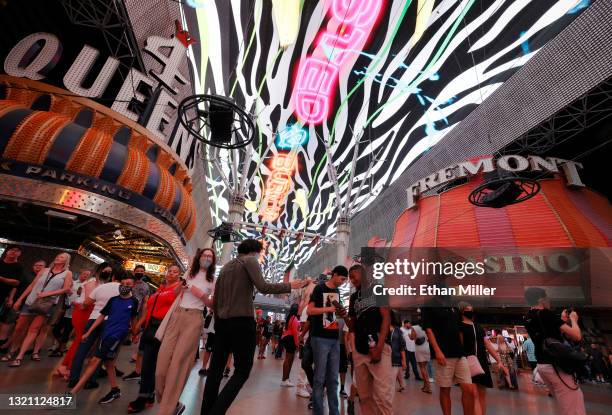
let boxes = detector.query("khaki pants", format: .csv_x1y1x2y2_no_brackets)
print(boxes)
155,307,203,415
537,364,586,415
353,344,394,415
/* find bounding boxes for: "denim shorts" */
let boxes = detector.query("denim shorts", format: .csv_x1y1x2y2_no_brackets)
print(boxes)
19,303,56,318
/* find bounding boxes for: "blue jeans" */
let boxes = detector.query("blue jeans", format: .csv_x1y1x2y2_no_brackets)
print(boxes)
69,319,103,384
311,336,340,415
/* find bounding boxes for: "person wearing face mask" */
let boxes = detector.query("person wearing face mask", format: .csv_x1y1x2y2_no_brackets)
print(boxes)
68,262,120,389
50,270,94,357
70,272,138,404
122,265,151,381
127,265,182,413
458,302,508,415
132,265,150,324
155,248,217,415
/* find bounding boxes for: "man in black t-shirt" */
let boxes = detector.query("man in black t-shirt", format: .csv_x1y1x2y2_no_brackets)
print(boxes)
523,287,585,415
0,245,24,347
346,264,393,415
421,296,474,415
307,265,348,415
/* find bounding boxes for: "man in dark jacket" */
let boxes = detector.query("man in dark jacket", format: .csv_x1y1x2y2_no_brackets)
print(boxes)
201,239,308,414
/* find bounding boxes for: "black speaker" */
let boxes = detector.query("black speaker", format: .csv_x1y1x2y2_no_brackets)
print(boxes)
219,222,234,243
208,101,234,143
480,180,523,208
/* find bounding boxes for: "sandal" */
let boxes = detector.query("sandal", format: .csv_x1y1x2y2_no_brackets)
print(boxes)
1,353,14,362
31,353,41,361
8,359,22,367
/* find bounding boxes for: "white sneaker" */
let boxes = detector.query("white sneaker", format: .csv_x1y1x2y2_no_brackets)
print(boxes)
281,380,295,387
296,388,310,398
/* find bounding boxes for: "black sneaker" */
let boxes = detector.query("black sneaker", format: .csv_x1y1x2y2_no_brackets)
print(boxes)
98,388,121,404
128,397,147,414
123,371,141,381
174,401,186,415
84,381,99,390
339,389,348,398
198,368,208,376
223,368,230,377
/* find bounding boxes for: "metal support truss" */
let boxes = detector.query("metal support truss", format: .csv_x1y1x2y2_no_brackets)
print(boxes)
60,0,145,70
235,221,337,244
507,78,612,154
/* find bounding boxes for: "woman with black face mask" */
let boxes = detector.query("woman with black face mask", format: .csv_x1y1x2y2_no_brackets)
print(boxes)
67,262,121,389
458,301,508,415
155,248,217,415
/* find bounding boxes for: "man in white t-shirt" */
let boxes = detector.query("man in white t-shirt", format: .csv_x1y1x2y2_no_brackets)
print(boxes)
401,320,422,381
68,264,120,388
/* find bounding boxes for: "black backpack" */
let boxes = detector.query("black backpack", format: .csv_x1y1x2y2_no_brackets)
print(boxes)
535,311,587,376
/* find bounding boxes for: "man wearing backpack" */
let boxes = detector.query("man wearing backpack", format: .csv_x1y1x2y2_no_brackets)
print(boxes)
524,287,585,415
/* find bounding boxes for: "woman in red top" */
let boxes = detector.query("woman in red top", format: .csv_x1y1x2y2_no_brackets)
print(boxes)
128,265,181,414
280,303,300,386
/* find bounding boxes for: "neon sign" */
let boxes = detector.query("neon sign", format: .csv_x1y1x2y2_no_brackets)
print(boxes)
276,125,308,150
260,126,308,221
293,0,383,124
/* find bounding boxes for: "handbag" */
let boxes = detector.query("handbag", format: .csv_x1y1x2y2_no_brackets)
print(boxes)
47,294,67,326
28,270,61,315
155,291,183,342
467,323,485,377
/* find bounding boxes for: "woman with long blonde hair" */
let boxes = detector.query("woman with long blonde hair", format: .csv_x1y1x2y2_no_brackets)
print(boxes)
3,252,72,367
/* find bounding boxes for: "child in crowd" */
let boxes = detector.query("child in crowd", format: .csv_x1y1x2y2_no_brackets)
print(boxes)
70,272,138,404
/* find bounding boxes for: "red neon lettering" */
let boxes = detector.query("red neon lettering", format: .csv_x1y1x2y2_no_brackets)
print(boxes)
319,26,367,67
259,152,299,221
292,0,383,124
272,153,298,171
331,0,382,27
294,58,338,124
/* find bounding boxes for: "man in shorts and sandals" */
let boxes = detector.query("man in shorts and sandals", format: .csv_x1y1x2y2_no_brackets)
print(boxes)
422,294,475,415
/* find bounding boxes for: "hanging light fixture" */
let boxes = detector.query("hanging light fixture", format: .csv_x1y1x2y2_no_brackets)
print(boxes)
272,0,301,48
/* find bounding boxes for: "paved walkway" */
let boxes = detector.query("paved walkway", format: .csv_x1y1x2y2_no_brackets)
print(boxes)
0,345,611,414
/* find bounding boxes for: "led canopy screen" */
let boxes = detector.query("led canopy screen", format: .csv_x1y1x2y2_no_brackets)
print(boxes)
182,0,590,279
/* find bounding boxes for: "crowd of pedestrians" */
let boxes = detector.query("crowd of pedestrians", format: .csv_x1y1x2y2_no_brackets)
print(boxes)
1,243,609,415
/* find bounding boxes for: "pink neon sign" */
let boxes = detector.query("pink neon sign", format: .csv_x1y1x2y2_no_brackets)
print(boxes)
293,0,383,124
